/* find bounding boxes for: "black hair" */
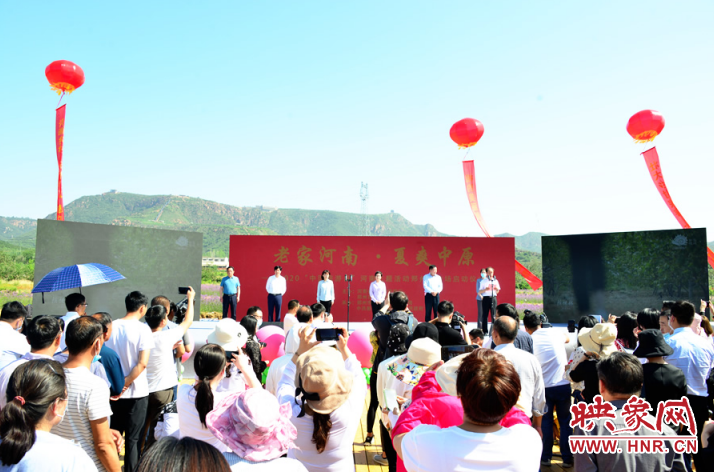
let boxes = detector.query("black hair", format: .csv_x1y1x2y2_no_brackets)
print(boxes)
125,291,149,313
577,315,597,330
469,328,485,340
597,351,643,396
240,315,258,337
390,291,409,311
321,270,330,280
437,300,454,317
91,312,112,335
296,305,313,323
374,271,382,277
145,305,168,330
288,299,300,311
493,317,518,342
522,312,541,330
65,316,103,356
135,436,231,472
0,301,27,322
616,313,638,349
428,265,436,270
193,344,227,428
25,316,61,351
64,293,85,312
227,266,234,271
245,306,262,318
495,303,518,320
637,308,661,331
670,301,695,327
311,303,326,319
662,300,676,310
273,265,282,271
0,359,66,466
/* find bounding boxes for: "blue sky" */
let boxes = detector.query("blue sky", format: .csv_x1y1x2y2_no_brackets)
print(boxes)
1,1,713,238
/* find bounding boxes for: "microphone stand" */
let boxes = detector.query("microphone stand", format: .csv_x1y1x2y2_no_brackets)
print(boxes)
345,274,353,331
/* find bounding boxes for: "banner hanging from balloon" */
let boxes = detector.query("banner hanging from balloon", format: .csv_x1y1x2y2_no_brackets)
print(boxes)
642,147,714,268
45,60,84,221
55,105,66,221
461,159,544,290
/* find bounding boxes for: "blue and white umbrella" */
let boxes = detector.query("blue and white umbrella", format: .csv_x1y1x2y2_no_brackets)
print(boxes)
32,263,126,301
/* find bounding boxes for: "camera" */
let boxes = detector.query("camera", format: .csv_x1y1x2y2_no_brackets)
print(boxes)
450,311,466,329
174,298,189,324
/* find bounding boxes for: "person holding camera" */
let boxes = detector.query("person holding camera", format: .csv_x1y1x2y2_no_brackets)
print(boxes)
431,301,468,346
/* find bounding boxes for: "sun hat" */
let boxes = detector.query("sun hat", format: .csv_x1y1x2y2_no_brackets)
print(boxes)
206,388,297,462
206,318,248,351
293,344,353,417
435,352,470,396
388,337,441,386
633,329,674,358
578,323,617,356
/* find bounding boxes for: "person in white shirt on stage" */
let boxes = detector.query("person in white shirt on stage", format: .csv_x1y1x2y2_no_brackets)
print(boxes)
0,301,30,370
369,272,387,316
266,266,287,322
422,266,443,322
477,266,500,331
316,270,335,314
475,268,487,330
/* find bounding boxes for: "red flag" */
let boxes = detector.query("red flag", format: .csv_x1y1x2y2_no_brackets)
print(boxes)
56,105,66,221
642,147,714,269
463,159,544,289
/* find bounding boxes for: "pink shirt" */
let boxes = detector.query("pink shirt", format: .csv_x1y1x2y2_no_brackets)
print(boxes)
392,371,530,472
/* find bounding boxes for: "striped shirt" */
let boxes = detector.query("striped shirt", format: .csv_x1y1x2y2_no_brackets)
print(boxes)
52,366,113,472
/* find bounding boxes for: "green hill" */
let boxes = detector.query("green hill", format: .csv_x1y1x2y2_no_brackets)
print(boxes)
0,192,447,255
496,232,547,253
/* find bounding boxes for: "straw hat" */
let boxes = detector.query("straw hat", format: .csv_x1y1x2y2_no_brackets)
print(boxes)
578,323,617,356
294,344,353,416
206,318,248,351
206,388,297,462
388,337,441,386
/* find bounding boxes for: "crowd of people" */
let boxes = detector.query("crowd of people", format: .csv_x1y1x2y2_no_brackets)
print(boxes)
0,285,713,471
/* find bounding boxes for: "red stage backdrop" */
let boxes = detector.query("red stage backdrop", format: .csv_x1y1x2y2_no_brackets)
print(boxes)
229,235,515,323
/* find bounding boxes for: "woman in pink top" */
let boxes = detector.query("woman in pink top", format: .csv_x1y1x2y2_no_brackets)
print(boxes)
392,359,530,472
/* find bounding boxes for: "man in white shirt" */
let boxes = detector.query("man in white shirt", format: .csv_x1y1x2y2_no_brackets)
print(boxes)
665,300,714,471
282,299,300,334
59,292,87,352
0,315,62,409
105,291,154,472
523,312,573,467
265,323,301,396
141,287,195,451
266,265,287,322
477,266,500,332
0,301,30,370
422,265,443,322
53,316,121,472
492,316,545,439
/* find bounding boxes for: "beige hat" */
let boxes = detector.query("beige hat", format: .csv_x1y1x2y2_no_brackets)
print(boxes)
294,344,353,417
387,338,441,386
578,323,617,356
435,352,470,396
206,318,248,352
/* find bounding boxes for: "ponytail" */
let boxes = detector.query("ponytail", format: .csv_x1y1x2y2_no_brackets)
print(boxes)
192,344,226,428
309,408,333,454
0,359,66,466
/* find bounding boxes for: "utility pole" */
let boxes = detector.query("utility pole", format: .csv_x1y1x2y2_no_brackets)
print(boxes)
360,182,369,236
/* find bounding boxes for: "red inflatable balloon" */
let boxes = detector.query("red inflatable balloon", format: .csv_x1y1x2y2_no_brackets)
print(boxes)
450,118,485,149
45,60,85,95
627,110,664,143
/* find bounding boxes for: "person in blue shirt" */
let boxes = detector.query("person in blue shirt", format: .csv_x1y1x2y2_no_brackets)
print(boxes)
220,266,241,320
91,311,126,397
